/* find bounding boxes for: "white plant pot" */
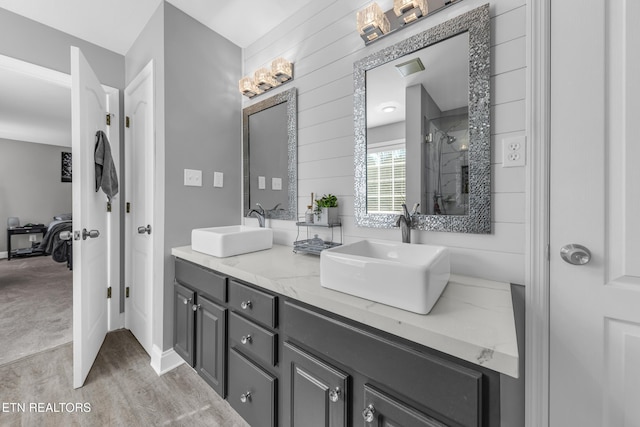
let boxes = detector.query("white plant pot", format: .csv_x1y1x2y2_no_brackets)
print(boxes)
315,207,339,225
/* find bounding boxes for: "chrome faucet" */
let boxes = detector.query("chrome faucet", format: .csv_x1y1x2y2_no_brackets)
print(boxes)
247,203,266,228
395,203,419,243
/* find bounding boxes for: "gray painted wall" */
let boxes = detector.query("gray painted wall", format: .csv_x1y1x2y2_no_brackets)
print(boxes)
0,138,72,253
162,2,242,350
0,8,123,89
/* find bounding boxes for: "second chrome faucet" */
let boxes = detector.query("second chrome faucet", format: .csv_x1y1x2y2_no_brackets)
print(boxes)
395,203,419,243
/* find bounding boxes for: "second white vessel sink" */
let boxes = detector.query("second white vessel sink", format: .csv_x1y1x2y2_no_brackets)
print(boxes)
191,225,273,258
320,239,450,314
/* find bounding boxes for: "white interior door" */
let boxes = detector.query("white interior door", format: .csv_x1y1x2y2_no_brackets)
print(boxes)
550,0,640,425
124,60,154,355
71,46,111,389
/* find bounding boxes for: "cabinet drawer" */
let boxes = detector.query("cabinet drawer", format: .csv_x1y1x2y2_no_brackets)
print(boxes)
229,280,277,328
284,301,482,427
228,348,277,427
363,384,447,427
175,258,227,303
229,311,277,367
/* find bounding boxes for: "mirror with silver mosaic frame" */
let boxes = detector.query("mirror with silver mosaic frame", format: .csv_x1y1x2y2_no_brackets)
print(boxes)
354,4,491,233
243,87,297,220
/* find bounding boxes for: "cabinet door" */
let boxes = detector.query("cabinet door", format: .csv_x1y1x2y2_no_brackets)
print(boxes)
195,294,226,397
362,384,447,427
283,341,349,427
173,282,195,366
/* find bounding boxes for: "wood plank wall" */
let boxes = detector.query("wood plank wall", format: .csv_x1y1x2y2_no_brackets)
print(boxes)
243,0,527,284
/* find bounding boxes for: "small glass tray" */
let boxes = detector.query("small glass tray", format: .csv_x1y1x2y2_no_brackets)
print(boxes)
293,239,341,256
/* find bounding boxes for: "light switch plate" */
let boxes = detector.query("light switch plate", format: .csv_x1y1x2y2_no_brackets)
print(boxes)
184,169,202,186
214,171,224,188
258,176,266,190
272,177,282,190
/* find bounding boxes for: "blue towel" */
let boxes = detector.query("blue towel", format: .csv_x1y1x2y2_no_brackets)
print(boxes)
94,130,118,202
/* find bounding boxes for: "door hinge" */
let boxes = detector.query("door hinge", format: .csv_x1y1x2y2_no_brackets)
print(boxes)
106,114,111,126
107,286,112,299
126,116,130,128
126,287,130,298
547,244,551,261
126,202,131,213
107,202,112,212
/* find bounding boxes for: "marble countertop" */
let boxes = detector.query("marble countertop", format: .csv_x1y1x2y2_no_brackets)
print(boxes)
172,244,519,378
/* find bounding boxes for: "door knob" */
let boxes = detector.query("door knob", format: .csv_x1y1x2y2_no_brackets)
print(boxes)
560,244,591,265
82,229,100,240
137,225,152,235
59,230,72,241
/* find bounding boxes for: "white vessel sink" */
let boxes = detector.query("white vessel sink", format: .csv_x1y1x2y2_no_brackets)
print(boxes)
320,239,450,314
191,226,273,258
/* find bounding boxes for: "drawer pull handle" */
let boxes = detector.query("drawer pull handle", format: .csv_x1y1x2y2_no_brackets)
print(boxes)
192,304,201,312
240,300,252,310
329,387,341,403
240,392,251,403
362,404,376,423
241,335,252,345
182,297,192,305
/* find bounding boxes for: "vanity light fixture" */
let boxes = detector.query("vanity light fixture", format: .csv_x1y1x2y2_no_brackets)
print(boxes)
382,105,396,113
357,0,461,45
357,2,390,42
239,58,294,98
393,0,428,24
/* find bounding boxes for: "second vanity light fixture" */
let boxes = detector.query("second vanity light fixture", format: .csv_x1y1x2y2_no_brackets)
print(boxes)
357,0,449,44
239,57,293,98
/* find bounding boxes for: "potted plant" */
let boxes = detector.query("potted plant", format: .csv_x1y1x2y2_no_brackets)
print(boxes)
315,194,339,226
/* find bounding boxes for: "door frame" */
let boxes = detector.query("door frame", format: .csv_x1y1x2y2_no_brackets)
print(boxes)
0,53,122,331
526,0,551,426
104,84,122,332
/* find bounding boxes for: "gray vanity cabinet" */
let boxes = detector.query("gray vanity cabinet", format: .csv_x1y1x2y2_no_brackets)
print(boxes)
282,341,349,427
173,257,502,427
174,258,228,397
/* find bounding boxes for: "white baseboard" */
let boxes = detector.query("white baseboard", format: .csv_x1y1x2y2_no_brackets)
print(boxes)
0,251,7,259
150,344,184,376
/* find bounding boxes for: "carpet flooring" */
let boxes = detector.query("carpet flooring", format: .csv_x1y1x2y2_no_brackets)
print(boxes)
0,329,250,427
0,256,72,366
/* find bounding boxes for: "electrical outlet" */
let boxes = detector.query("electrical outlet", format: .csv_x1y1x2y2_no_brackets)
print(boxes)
502,136,526,167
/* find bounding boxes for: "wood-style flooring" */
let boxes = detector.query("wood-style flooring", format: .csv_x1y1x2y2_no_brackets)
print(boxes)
0,329,249,427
